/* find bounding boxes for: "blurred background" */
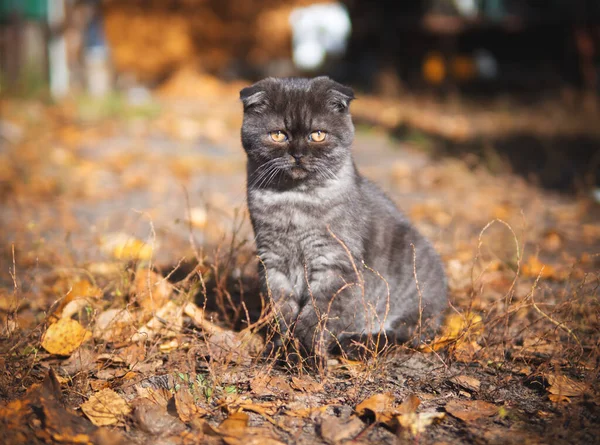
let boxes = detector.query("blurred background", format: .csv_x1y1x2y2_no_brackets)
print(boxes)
1,0,600,270
2,0,600,190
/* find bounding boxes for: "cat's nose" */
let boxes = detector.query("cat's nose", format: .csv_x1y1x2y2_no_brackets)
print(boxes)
291,153,304,164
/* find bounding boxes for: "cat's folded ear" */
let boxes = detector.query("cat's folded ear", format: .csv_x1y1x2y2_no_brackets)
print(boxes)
316,77,355,113
240,83,268,113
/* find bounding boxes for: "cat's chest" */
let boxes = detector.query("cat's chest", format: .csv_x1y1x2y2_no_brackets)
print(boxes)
249,189,343,256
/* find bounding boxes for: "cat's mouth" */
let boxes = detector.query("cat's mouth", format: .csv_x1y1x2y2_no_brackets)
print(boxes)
289,166,309,179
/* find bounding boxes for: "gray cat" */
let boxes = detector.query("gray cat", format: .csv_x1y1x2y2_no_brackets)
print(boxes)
240,76,447,362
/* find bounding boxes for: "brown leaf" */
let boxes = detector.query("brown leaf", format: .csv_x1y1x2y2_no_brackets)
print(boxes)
450,375,481,392
81,388,131,426
545,373,586,397
251,374,292,397
132,398,186,436
131,300,183,342
218,411,249,437
135,386,172,408
290,376,324,393
175,387,208,423
319,415,364,444
355,393,395,424
41,318,92,356
93,308,135,342
445,399,498,422
184,302,224,335
60,347,96,376
397,394,421,415
131,269,173,317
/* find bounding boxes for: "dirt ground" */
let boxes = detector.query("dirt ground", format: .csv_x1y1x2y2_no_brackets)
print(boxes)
0,79,599,444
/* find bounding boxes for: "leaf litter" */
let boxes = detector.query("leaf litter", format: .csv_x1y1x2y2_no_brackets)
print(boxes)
1,88,599,444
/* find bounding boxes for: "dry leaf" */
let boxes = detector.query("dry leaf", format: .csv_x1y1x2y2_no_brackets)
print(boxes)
132,300,183,342
135,386,172,408
397,394,421,415
81,388,131,426
184,302,224,335
522,256,559,279
175,388,208,423
41,318,92,356
397,411,445,436
131,269,173,317
93,308,135,342
355,393,395,424
445,399,497,422
451,375,481,392
290,376,323,393
422,312,483,352
251,375,292,397
546,374,586,397
218,411,249,437
102,233,154,261
132,398,186,436
319,415,364,444
60,298,93,320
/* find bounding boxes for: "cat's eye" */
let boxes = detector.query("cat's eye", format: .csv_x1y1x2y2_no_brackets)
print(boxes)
269,131,288,143
309,130,327,142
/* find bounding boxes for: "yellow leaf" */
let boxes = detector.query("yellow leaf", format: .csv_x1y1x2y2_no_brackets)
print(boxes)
397,411,445,436
356,393,395,424
522,256,558,279
421,312,483,352
101,233,154,261
81,388,131,426
41,318,92,356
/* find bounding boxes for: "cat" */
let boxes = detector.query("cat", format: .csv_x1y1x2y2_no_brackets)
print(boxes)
240,76,447,363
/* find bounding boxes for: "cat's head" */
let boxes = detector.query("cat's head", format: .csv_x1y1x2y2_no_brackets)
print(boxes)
240,77,355,184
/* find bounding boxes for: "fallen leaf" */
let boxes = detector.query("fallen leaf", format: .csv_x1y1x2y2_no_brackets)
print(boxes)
175,387,208,422
445,399,498,422
41,318,92,356
102,233,154,261
60,347,96,376
93,308,135,342
521,256,559,280
135,386,172,408
545,373,586,397
184,302,224,335
132,300,183,342
290,376,324,393
319,415,364,444
421,312,483,352
131,398,186,436
397,394,421,415
60,298,93,320
355,393,395,424
450,375,481,392
130,269,173,317
81,388,131,426
397,411,445,437
251,374,292,397
218,411,249,437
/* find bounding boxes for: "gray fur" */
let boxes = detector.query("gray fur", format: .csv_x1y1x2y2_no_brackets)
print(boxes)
240,77,447,359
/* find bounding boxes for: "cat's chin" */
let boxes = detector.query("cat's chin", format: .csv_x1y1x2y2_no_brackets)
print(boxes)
288,167,309,180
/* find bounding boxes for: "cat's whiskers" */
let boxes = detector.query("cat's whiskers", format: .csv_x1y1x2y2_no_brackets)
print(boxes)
250,158,282,188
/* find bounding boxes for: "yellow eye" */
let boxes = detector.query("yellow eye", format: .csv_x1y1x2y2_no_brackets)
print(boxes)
269,131,288,142
309,130,326,142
